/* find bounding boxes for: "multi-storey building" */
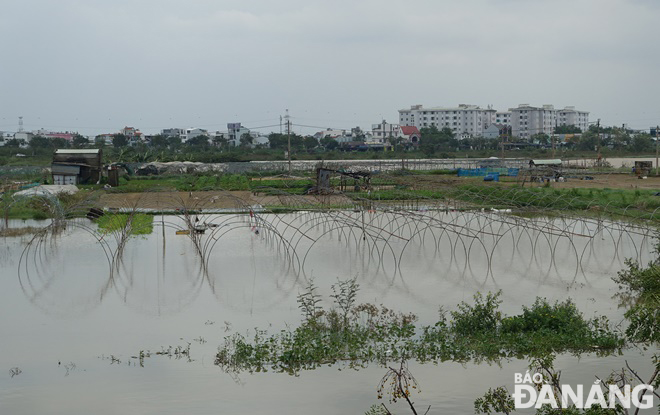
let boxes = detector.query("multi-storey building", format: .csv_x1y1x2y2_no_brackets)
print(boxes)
398,104,496,138
495,112,511,125
509,104,589,140
399,103,588,140
161,128,186,139
557,106,590,132
510,104,557,140
371,120,400,143
227,123,249,146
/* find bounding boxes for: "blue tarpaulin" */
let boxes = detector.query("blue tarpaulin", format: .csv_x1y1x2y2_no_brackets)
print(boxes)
457,168,519,177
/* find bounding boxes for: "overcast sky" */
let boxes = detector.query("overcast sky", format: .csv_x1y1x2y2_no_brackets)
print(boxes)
1,0,659,136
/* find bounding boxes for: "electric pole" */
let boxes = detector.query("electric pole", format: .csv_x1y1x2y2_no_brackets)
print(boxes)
596,119,601,168
552,134,555,158
655,125,660,176
285,109,291,176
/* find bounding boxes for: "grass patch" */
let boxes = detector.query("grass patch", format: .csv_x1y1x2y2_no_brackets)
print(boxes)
96,213,153,235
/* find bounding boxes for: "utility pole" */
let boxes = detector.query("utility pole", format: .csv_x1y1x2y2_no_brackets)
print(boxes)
551,133,555,158
500,126,508,161
596,119,601,168
655,125,660,176
285,109,291,176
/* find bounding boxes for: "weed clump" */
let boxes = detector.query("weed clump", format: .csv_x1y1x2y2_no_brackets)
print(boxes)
215,284,623,376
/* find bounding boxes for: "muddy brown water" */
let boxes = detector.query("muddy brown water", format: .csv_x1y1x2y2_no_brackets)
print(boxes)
0,212,657,414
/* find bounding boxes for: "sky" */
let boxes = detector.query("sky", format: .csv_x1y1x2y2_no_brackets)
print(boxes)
1,0,659,136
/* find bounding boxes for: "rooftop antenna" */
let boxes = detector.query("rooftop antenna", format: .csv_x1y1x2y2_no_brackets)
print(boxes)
18,116,24,132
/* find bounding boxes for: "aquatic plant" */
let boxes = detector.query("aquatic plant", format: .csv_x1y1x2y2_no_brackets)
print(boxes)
214,285,623,377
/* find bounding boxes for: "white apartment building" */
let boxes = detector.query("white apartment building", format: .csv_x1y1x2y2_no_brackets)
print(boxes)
510,104,590,140
398,103,588,140
398,104,496,139
557,106,589,132
510,104,557,140
495,112,511,125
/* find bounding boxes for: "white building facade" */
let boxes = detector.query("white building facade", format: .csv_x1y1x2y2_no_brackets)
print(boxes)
399,103,588,140
557,106,590,132
510,104,589,140
398,104,496,139
371,120,400,143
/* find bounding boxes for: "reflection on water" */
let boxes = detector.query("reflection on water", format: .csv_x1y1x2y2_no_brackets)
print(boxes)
1,211,657,414
14,211,653,318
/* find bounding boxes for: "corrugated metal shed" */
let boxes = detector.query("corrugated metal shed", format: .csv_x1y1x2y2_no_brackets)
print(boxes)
51,148,102,184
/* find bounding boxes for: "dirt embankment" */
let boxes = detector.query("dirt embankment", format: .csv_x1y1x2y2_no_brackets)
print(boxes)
98,174,659,210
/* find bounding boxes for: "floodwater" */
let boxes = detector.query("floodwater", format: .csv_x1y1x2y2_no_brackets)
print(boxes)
0,212,657,414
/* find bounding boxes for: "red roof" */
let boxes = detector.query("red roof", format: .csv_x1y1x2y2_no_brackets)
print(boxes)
400,126,420,136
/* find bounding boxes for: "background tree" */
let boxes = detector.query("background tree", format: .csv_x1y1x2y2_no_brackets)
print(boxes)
29,135,51,149
212,135,229,149
50,137,69,149
303,136,318,151
529,133,550,145
419,126,456,156
631,133,654,152
574,130,598,151
167,136,182,151
186,135,211,150
268,132,304,150
4,138,23,147
150,134,169,149
610,127,631,151
94,136,107,148
72,134,89,148
239,133,254,148
320,136,339,151
394,136,406,151
553,125,582,134
112,133,128,148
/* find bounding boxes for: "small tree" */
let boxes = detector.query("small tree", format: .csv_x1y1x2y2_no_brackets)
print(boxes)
186,135,210,149
72,134,89,148
112,133,129,148
150,134,169,149
320,136,339,150
29,135,50,149
213,135,229,149
239,133,253,148
303,136,318,151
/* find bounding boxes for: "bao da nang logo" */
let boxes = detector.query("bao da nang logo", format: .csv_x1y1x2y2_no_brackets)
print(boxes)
512,371,655,410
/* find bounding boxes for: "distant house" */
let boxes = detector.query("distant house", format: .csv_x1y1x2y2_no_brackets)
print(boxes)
121,126,143,144
399,126,421,146
51,149,102,185
227,123,249,146
371,120,400,143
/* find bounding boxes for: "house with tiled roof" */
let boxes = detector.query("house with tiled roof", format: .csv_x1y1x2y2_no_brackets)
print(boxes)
399,126,421,146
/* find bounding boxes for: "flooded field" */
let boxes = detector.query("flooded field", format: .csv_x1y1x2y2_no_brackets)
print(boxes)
0,211,657,414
